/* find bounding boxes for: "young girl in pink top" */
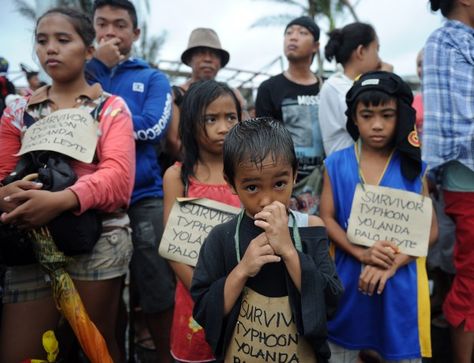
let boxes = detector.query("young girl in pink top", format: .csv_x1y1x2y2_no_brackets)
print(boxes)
0,8,135,362
163,80,241,362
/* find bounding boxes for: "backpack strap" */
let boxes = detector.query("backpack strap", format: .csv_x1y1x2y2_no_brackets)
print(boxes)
91,94,117,122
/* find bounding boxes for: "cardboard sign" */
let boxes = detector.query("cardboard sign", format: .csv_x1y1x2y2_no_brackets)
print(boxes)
347,184,432,257
159,198,240,266
224,288,315,362
18,108,99,163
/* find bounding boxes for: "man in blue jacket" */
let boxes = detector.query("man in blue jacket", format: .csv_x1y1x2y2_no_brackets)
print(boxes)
87,1,174,361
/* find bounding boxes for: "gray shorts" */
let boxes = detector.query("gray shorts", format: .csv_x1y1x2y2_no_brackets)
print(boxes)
128,197,175,314
328,342,422,363
2,226,133,304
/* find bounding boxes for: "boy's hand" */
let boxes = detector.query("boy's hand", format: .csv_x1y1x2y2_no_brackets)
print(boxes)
358,264,397,296
239,232,281,277
0,181,43,213
254,201,295,259
358,240,398,269
95,38,125,68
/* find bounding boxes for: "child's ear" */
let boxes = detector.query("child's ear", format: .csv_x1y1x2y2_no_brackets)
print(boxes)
355,44,365,60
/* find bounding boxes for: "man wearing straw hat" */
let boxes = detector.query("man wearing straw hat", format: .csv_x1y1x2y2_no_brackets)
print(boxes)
164,28,247,161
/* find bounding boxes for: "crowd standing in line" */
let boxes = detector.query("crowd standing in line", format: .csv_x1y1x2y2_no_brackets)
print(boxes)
0,0,473,362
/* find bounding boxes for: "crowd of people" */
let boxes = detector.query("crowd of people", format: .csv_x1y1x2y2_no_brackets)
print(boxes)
0,0,472,362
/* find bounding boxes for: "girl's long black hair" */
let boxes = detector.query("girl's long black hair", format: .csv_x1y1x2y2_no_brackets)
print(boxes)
179,80,242,186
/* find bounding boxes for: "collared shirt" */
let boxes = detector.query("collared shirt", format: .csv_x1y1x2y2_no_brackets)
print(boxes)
0,84,135,214
422,20,474,172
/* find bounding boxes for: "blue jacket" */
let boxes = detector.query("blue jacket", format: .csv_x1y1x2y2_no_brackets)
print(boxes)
86,57,172,204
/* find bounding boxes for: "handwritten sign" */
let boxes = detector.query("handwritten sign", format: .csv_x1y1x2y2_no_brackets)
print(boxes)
159,198,240,266
224,288,314,362
18,108,99,163
347,184,432,257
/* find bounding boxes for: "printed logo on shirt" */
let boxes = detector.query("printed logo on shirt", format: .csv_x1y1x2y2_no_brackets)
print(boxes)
297,95,319,105
132,82,144,92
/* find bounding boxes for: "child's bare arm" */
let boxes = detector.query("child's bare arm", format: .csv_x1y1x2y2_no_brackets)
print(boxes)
320,170,396,268
163,164,194,288
223,232,280,315
254,201,302,290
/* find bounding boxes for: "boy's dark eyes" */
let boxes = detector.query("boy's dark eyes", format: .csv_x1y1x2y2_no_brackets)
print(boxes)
275,180,288,189
244,185,257,192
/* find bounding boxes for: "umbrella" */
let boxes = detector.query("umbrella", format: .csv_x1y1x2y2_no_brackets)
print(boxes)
27,227,113,363
19,170,113,362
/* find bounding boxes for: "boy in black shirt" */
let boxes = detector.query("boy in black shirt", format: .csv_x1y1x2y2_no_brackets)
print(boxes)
191,118,342,362
256,17,324,215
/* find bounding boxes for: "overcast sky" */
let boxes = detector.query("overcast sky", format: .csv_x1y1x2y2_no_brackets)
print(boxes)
1,0,443,88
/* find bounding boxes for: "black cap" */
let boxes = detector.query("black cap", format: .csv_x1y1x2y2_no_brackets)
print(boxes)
345,71,422,181
285,16,320,41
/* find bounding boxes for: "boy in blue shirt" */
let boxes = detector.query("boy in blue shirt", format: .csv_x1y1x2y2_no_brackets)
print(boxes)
87,1,174,361
320,71,438,362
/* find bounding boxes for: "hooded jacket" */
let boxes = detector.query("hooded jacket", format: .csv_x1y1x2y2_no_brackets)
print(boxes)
86,57,172,204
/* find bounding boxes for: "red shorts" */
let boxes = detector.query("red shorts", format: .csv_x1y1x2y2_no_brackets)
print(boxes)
442,190,474,331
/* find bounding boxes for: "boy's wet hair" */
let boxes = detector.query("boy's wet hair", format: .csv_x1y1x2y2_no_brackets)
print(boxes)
223,117,298,187
93,0,138,29
36,8,95,46
180,80,242,185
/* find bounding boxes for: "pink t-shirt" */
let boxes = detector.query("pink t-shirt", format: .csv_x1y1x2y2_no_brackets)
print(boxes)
0,84,135,214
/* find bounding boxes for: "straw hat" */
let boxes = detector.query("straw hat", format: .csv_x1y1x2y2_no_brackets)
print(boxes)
181,28,230,67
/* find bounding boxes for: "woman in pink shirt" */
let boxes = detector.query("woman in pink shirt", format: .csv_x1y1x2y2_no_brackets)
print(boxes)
0,7,135,362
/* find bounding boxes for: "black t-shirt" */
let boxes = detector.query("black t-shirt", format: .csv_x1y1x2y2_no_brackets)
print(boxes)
255,73,324,178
